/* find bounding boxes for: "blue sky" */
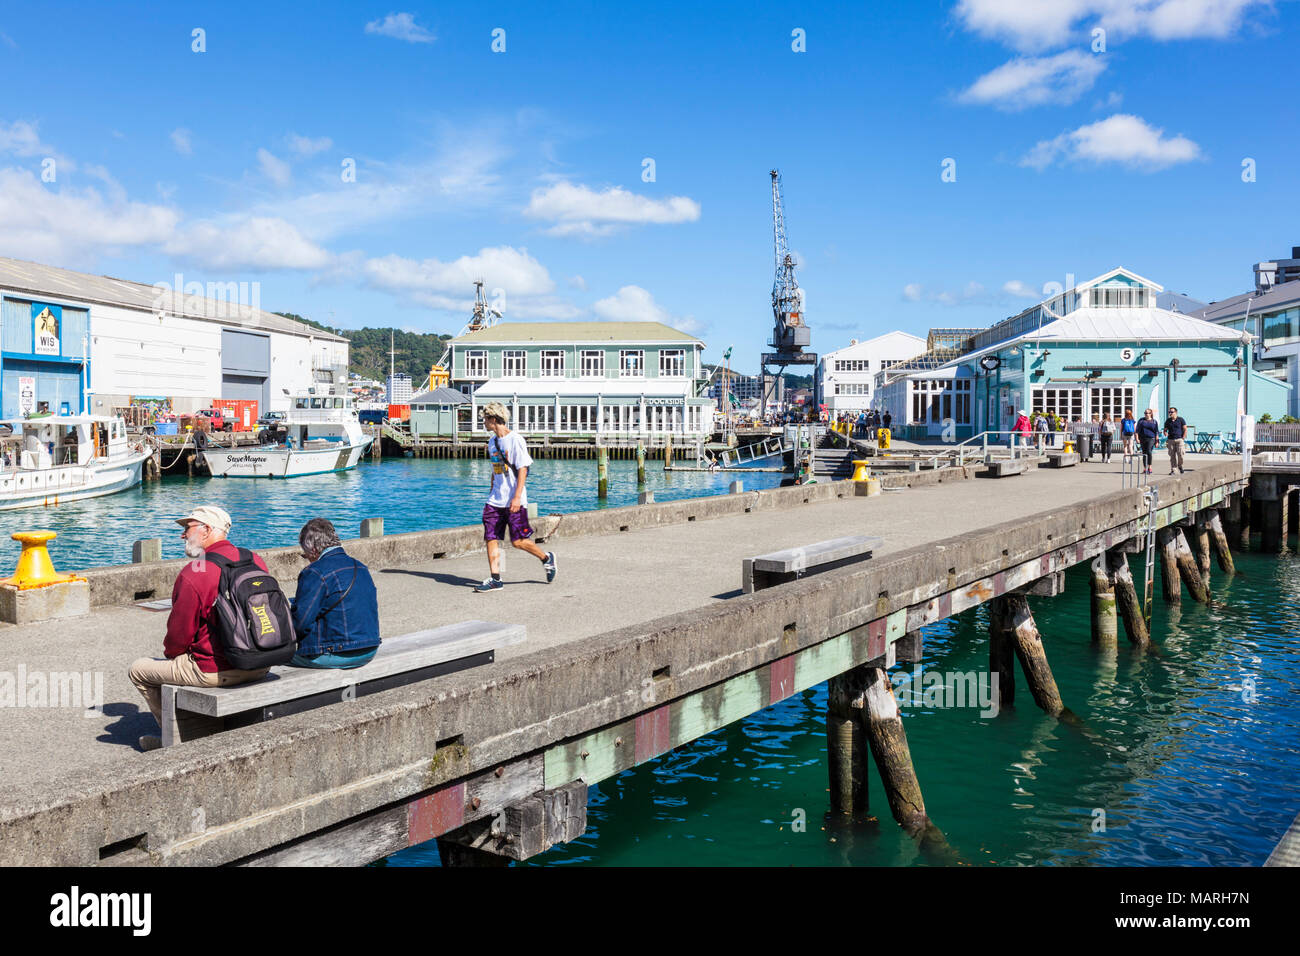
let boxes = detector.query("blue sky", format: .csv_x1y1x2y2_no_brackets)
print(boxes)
1,1,1297,371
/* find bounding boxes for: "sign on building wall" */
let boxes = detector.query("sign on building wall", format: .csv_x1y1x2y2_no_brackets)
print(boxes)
17,376,35,416
33,303,61,355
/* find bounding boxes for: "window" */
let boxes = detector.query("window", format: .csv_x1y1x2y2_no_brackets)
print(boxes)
836,359,870,373
660,349,685,377
1263,306,1300,347
620,349,644,377
835,383,870,395
465,350,487,377
1089,386,1136,420
541,350,565,377
503,350,525,377
1033,387,1084,421
581,350,605,377
1089,286,1148,308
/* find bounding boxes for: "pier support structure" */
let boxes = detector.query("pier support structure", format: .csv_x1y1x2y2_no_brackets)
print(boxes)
990,592,1067,718
860,665,930,835
1157,527,1181,605
826,668,870,818
1089,555,1118,650
1173,525,1209,603
1106,548,1150,648
1254,475,1283,554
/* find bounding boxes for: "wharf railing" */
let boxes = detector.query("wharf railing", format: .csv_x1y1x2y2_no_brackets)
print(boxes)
718,436,790,468
916,431,1045,470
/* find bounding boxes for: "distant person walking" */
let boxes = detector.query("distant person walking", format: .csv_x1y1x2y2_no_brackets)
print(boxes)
1120,408,1137,457
1012,409,1032,450
477,402,556,592
1136,409,1160,474
1098,414,1114,463
1164,406,1188,475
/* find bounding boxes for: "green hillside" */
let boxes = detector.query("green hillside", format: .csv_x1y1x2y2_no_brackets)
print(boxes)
274,313,453,382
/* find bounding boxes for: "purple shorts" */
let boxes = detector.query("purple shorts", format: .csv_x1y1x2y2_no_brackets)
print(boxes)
482,503,533,542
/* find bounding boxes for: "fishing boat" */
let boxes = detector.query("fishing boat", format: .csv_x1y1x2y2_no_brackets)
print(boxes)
0,414,151,511
202,385,373,478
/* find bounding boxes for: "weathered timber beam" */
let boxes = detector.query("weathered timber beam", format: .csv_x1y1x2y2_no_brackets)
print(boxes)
437,781,588,863
1105,549,1150,649
1090,556,1118,650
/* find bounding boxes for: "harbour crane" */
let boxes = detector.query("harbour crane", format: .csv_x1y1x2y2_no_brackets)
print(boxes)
421,280,502,391
760,169,815,417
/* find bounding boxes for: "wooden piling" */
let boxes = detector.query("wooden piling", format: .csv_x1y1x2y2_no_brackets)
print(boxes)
1259,497,1283,553
1221,493,1241,544
1089,555,1118,650
1289,488,1300,537
596,446,608,500
826,669,869,817
663,435,673,470
987,600,1016,708
1157,527,1181,605
860,665,930,834
1238,494,1252,550
1173,526,1209,603
1207,511,1235,576
636,442,646,488
995,593,1066,718
1106,549,1150,649
1194,520,1212,593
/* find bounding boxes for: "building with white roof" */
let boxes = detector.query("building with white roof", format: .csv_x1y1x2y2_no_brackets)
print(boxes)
876,268,1290,440
0,257,347,419
813,330,926,414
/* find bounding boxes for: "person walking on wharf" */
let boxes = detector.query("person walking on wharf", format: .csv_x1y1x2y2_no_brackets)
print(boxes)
1098,414,1114,463
1135,409,1160,474
477,402,556,592
1164,406,1188,474
1120,408,1137,457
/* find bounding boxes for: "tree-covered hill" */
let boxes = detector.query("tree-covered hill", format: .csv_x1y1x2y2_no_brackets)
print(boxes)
274,313,453,383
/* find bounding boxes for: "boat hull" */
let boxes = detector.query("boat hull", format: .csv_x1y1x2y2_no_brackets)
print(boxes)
204,438,373,478
0,453,148,511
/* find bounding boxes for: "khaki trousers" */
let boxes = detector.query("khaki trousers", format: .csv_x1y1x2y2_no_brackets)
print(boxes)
128,653,269,724
1168,438,1185,472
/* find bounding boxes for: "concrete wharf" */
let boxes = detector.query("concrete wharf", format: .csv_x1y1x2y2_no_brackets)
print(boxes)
0,453,1279,865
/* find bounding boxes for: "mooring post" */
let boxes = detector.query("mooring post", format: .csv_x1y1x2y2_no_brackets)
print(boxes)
1089,555,1118,649
636,442,646,488
1193,517,1212,593
663,435,673,470
1157,526,1181,605
826,668,869,817
987,599,1016,708
1289,488,1299,537
1106,549,1150,648
860,665,930,834
1172,526,1209,603
1238,493,1252,550
997,593,1067,718
1221,493,1241,543
596,446,608,500
1206,511,1235,576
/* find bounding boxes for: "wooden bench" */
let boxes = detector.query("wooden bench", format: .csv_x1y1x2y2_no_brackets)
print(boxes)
742,534,881,593
161,620,525,747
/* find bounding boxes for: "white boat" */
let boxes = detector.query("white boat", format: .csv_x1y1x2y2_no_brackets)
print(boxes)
203,386,374,478
0,414,151,511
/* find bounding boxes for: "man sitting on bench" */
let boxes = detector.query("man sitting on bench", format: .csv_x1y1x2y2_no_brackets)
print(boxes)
290,518,381,669
127,506,273,751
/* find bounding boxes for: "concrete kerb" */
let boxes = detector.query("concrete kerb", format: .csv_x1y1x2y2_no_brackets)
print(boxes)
0,461,1244,865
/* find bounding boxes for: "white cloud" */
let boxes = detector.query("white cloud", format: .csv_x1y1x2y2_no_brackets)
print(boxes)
524,182,701,238
0,119,54,157
1096,90,1124,109
167,216,333,271
1021,113,1202,170
360,246,580,319
256,148,292,186
1003,279,1041,299
902,283,923,301
0,167,178,264
592,285,703,334
364,13,436,44
954,0,1270,51
286,133,333,157
568,275,587,290
958,50,1107,109
170,127,192,156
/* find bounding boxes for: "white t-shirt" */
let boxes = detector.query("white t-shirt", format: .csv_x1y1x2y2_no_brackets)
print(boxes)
487,431,534,507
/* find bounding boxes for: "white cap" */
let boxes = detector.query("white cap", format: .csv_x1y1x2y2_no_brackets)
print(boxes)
176,505,232,536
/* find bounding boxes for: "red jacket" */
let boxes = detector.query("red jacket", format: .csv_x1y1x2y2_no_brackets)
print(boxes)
164,539,269,673
1013,415,1032,436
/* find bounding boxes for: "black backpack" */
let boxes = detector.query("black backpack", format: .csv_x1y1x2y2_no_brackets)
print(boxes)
206,548,298,669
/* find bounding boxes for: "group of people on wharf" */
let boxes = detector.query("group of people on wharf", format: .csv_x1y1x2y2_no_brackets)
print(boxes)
128,401,556,751
1011,406,1191,475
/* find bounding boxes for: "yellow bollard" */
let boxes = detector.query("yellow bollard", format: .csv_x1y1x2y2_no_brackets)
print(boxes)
1,531,82,589
852,459,871,481
877,427,891,450
1062,439,1075,454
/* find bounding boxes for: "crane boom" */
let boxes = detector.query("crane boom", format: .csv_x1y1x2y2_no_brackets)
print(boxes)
761,169,815,416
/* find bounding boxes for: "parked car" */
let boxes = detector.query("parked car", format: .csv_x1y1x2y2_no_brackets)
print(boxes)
256,410,287,427
194,408,227,431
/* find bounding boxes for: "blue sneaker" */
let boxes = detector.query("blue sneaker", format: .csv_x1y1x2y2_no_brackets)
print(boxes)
474,577,504,593
543,552,557,583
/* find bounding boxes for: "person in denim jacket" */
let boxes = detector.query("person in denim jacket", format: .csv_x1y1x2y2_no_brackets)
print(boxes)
291,518,380,669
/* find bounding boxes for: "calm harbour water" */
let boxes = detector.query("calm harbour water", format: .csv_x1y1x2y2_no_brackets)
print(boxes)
381,540,1300,867
0,456,786,570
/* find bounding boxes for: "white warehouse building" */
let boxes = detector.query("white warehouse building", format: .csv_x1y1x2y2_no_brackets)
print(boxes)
0,258,348,419
813,330,926,413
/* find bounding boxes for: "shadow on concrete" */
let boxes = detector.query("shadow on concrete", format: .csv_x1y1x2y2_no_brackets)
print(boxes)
379,568,546,588
711,588,745,600
97,702,156,748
